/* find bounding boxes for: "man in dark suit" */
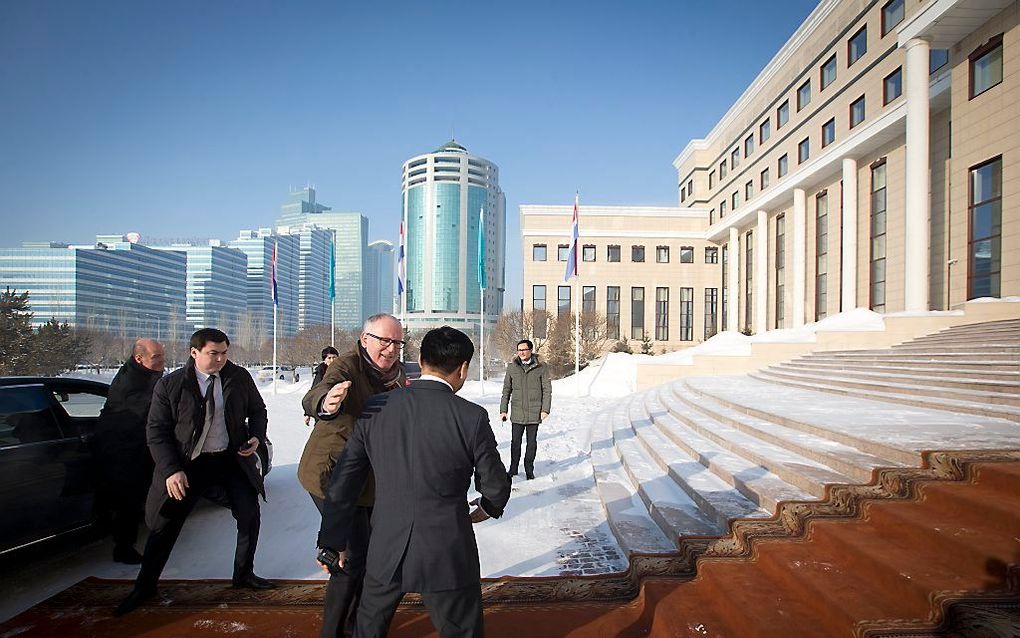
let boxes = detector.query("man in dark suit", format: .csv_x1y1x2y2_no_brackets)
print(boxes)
317,326,510,638
116,328,275,616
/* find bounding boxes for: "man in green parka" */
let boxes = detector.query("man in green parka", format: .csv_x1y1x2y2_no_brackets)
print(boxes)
499,339,552,480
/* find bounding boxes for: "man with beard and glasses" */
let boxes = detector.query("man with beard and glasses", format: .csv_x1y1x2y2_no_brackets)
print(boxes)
300,313,407,637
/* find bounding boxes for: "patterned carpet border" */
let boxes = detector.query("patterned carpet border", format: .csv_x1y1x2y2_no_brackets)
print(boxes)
35,449,1020,613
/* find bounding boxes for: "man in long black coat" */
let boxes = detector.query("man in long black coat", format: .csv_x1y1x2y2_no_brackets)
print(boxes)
317,326,510,638
95,338,165,564
116,328,274,616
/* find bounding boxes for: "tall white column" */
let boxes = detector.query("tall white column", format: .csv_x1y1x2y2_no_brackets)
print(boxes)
841,158,858,310
904,37,931,312
728,226,739,332
793,189,807,328
755,210,768,334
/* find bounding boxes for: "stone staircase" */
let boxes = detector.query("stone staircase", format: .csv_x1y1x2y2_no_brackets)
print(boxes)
592,318,1020,553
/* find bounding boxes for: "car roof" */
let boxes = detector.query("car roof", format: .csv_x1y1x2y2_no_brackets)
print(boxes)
0,376,110,391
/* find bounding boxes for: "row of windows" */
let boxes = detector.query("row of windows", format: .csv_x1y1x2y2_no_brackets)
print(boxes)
532,284,719,342
532,243,719,264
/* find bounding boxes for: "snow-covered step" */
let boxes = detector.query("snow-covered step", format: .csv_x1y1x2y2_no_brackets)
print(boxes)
760,367,1020,408
611,397,721,540
803,355,1020,371
684,375,1020,459
891,344,1020,354
782,360,1020,383
648,386,815,511
589,403,676,554
629,393,771,529
749,369,1020,423
674,381,907,482
771,363,1020,394
818,350,1020,362
909,331,1020,344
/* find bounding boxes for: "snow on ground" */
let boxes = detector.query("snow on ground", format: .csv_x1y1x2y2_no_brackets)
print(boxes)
0,374,624,622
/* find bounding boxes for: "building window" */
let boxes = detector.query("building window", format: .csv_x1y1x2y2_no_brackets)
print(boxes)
798,138,810,164
720,200,727,218
705,247,719,264
656,245,670,263
710,208,716,224
607,245,621,262
970,34,1003,99
721,244,729,329
882,0,904,36
557,244,569,261
775,214,786,328
731,148,740,170
822,118,836,147
884,67,903,104
532,285,547,338
816,191,829,320
744,134,754,158
631,245,645,262
744,230,753,331
930,49,949,74
732,191,740,210
719,160,727,179
606,286,620,339
582,285,596,315
709,170,715,189
680,185,686,203
631,287,645,340
680,246,694,263
850,95,866,128
704,288,718,340
655,287,669,341
558,285,571,315
821,54,837,90
848,26,867,66
797,79,812,111
760,167,770,190
532,244,547,261
745,180,754,201
778,154,789,178
582,244,596,262
680,288,694,341
969,157,1002,299
760,119,771,144
870,160,888,312
687,179,693,196
777,100,790,128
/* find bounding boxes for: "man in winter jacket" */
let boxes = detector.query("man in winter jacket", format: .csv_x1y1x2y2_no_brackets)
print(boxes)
499,339,552,480
116,328,273,616
300,313,406,638
305,346,340,426
96,338,165,564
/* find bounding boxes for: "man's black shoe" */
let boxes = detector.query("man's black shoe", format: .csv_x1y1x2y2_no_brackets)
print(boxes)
232,574,278,590
526,472,535,480
114,587,155,616
113,546,143,565
507,470,518,480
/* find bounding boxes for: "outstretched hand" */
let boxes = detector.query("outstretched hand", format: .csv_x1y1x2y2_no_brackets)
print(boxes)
322,381,352,414
469,498,490,524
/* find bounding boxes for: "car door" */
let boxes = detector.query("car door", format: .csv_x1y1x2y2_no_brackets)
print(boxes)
45,380,109,535
0,383,79,553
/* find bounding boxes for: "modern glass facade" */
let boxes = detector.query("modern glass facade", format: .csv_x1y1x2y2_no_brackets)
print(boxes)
400,140,506,337
275,226,332,331
365,240,395,316
151,243,248,337
0,239,186,340
228,230,300,340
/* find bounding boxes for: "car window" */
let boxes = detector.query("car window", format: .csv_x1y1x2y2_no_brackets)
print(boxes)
0,385,64,446
50,389,107,418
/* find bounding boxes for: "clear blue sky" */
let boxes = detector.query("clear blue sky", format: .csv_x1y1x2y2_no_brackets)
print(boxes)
0,0,818,305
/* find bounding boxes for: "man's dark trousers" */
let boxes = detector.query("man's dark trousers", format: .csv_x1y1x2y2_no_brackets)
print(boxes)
356,571,483,638
135,452,260,592
311,496,372,638
508,422,538,476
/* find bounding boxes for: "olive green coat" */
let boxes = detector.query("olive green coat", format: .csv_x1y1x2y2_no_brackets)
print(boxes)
298,347,405,503
499,356,552,424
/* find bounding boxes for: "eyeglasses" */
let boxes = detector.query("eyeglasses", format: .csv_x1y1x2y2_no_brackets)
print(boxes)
517,348,532,352
366,332,406,348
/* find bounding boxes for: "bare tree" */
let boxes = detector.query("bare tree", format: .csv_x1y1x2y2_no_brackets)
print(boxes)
574,310,613,367
492,310,525,362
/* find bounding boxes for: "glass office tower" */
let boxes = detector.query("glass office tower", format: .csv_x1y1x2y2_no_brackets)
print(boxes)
151,242,248,336
228,229,300,341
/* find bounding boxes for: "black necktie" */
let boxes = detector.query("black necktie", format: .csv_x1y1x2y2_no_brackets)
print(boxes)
206,374,216,427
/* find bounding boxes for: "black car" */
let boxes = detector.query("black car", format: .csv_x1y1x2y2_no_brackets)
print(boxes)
0,377,109,555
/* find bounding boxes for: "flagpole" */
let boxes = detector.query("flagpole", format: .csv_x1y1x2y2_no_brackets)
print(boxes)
573,192,581,397
272,303,278,395
330,231,336,348
478,206,486,393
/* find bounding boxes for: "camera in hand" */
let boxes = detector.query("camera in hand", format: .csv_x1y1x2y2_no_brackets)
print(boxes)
317,547,344,575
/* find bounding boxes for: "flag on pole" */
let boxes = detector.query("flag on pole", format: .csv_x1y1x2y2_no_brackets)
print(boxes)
271,239,279,306
477,207,487,290
328,233,336,301
397,221,406,296
564,192,579,281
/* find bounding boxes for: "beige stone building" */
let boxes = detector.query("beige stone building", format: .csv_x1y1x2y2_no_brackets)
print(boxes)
523,0,1017,351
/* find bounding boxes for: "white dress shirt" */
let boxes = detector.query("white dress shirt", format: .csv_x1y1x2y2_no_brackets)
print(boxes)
194,368,228,454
